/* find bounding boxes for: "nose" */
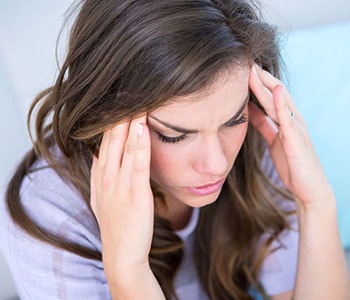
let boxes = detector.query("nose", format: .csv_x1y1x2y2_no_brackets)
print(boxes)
192,134,228,177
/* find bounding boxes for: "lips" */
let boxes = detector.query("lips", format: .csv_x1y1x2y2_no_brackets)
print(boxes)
185,179,225,196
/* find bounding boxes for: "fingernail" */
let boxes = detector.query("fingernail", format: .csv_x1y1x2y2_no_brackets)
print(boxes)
252,65,258,76
279,84,286,96
137,123,144,136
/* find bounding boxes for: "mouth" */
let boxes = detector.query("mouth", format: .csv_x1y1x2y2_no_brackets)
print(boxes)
185,179,225,196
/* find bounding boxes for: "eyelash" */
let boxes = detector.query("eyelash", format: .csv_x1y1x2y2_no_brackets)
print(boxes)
224,114,248,127
157,132,187,144
156,114,248,144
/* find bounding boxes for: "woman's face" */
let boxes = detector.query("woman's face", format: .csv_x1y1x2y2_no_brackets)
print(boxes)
147,66,250,208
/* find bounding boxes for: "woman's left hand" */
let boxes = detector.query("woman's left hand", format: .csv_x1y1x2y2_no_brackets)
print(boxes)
248,65,334,208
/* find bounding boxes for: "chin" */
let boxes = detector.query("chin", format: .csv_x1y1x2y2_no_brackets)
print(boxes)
152,180,223,209
178,190,221,208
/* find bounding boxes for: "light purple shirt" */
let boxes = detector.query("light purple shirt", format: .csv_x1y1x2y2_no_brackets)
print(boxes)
0,154,298,299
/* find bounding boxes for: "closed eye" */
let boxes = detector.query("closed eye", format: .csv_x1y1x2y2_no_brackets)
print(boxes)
224,114,248,127
155,114,248,144
156,131,187,144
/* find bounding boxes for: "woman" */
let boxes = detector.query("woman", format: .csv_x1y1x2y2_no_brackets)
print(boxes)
1,0,348,299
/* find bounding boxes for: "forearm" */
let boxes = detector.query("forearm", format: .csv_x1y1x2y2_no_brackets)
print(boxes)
91,119,163,299
105,263,165,300
293,195,350,300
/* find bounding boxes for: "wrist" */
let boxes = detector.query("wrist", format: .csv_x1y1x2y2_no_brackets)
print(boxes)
104,258,151,284
293,190,349,300
106,263,164,300
295,190,341,249
295,185,337,216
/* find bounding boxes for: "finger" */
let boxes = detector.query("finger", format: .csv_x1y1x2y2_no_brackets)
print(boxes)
273,84,297,140
119,115,148,186
90,155,98,215
132,119,151,192
249,65,278,122
248,102,278,145
104,121,130,178
254,65,302,121
98,129,111,168
253,65,282,91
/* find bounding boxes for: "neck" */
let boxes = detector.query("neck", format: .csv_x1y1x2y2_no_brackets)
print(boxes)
155,195,193,231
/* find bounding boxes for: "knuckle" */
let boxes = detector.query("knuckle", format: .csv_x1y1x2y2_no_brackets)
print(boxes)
109,129,121,140
124,141,146,153
136,142,147,151
124,142,137,154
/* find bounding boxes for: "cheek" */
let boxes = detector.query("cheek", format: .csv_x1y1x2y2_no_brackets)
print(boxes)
223,107,250,154
149,123,249,183
222,124,249,158
237,123,249,144
150,142,186,184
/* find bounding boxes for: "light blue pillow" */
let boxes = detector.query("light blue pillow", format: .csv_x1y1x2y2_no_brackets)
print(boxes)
282,21,350,248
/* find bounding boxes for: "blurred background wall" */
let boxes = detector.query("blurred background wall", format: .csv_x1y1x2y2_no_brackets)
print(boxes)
1,1,350,299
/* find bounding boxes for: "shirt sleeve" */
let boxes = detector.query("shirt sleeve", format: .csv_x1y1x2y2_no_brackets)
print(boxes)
0,162,111,300
259,224,299,295
258,151,299,296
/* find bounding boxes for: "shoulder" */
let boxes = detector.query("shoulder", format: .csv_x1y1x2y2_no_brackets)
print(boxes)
19,155,99,244
0,154,107,299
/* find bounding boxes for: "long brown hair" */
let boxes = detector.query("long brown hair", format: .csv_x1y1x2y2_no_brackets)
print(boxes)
6,0,293,299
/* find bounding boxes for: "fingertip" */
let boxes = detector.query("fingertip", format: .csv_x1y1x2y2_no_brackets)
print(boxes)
273,83,284,93
134,113,148,124
137,123,150,146
135,123,151,169
137,123,144,137
273,84,286,109
249,65,263,95
249,64,258,82
251,64,258,76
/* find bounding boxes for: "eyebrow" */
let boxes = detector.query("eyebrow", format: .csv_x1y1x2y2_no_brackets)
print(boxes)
149,93,250,134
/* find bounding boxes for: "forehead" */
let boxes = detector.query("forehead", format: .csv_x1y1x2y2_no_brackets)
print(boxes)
150,66,250,124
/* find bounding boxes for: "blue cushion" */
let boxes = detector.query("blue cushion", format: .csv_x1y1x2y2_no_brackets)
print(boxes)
282,21,350,248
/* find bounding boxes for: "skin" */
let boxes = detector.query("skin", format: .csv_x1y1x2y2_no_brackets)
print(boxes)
148,67,249,230
90,65,349,299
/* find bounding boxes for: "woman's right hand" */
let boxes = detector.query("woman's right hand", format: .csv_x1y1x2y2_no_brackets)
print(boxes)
90,115,164,298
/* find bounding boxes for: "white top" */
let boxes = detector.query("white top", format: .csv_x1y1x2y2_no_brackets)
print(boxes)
174,206,298,299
